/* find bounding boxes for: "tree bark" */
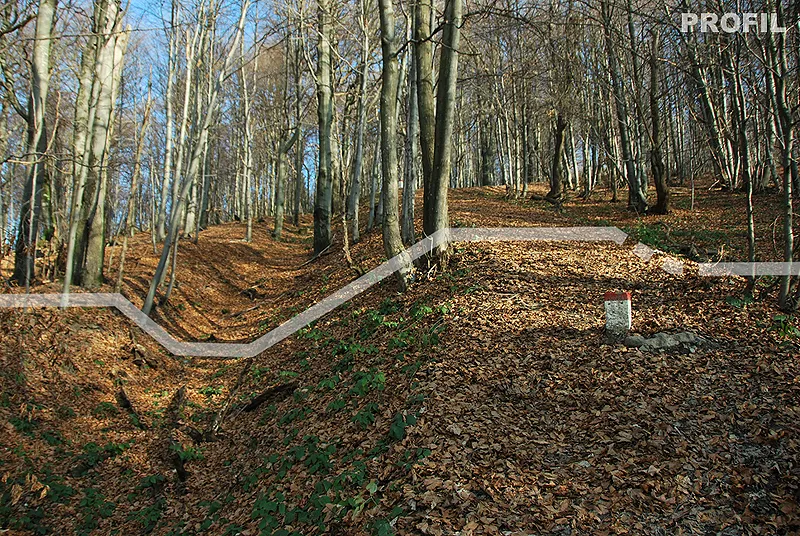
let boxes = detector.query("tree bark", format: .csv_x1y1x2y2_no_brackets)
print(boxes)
425,0,461,261
401,15,418,245
313,0,333,254
414,0,435,190
378,0,412,288
12,0,57,287
649,30,669,215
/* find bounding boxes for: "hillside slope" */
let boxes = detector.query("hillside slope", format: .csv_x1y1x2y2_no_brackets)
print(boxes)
1,187,798,535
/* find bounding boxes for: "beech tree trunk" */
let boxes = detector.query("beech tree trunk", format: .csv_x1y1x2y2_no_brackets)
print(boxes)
401,12,418,245
348,0,369,245
313,0,333,254
377,0,412,288
423,0,461,261
649,30,669,215
12,0,57,287
82,20,128,289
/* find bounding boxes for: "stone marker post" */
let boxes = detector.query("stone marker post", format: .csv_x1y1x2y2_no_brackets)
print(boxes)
604,291,631,336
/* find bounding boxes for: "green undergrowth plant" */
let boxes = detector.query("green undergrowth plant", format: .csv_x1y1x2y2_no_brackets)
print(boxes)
771,314,800,340
171,443,204,463
240,295,447,534
78,487,116,535
72,441,131,477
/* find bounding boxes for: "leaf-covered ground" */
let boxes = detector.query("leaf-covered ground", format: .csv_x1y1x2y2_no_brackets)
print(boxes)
1,186,799,535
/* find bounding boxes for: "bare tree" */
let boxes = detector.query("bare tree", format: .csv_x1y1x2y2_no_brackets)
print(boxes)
416,0,462,263
648,29,668,215
313,0,334,254
142,0,249,315
377,0,412,288
12,0,57,288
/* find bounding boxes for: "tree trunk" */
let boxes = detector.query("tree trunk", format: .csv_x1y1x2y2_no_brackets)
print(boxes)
241,35,254,242
12,0,57,288
313,0,333,254
83,23,128,289
157,3,178,242
170,24,202,239
769,6,795,309
293,128,304,225
479,115,495,186
649,30,669,215
730,42,754,269
548,112,567,200
401,16,418,245
425,0,461,261
348,2,368,245
601,0,646,213
368,138,379,230
62,29,97,295
378,0,413,288
414,0,435,194
292,36,304,227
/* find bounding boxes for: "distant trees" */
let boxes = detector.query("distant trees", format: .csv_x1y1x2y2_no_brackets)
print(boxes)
0,0,799,309
142,0,249,315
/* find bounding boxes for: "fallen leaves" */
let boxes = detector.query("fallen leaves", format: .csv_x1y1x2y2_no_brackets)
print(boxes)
2,187,800,535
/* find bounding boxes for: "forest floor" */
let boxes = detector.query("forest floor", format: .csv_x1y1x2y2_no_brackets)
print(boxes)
1,185,799,535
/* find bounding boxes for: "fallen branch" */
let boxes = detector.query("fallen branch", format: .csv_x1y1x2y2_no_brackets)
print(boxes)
229,304,261,318
116,385,148,430
298,237,335,268
166,386,188,482
242,382,297,412
207,356,256,437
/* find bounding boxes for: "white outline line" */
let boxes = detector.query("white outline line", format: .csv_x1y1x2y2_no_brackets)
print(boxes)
0,226,787,357
699,262,799,276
